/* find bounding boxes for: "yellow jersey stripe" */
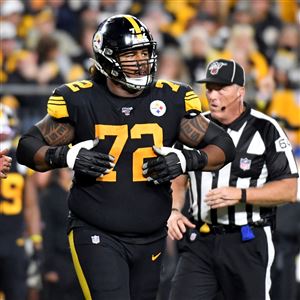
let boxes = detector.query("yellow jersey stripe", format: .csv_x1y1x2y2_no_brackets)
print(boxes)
49,96,64,101
48,101,66,105
47,103,69,118
185,95,199,100
185,91,195,96
68,230,92,300
124,15,143,40
185,95,202,112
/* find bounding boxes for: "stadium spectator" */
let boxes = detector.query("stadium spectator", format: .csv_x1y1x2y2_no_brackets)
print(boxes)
220,24,270,107
156,47,191,84
250,0,283,63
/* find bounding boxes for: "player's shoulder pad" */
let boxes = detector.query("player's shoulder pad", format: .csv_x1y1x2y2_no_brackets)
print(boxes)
154,79,201,112
47,80,94,119
154,78,189,92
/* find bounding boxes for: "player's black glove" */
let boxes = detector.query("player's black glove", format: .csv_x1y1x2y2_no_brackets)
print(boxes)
45,139,115,178
142,146,208,184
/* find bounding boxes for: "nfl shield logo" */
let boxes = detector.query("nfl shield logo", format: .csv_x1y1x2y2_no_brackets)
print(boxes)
240,158,251,171
91,235,100,244
121,107,133,116
209,62,227,75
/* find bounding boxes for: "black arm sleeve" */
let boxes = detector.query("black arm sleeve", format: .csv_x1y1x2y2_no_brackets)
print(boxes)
200,121,236,164
16,126,47,170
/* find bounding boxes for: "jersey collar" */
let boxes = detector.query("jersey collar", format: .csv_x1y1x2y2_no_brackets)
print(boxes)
210,102,252,131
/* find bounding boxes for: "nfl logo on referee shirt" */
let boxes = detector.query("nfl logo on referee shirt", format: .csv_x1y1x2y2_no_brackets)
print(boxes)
91,235,100,244
240,158,251,171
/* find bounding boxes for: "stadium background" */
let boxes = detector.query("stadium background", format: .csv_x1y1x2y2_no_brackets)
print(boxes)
0,0,299,299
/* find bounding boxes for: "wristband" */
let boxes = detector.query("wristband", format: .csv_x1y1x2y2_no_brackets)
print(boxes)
45,146,69,168
30,234,43,244
182,149,208,171
241,189,247,203
171,208,179,212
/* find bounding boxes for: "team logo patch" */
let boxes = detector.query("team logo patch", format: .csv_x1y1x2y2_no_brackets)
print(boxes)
150,100,166,117
240,158,251,171
121,107,134,116
209,62,227,75
91,235,100,244
93,32,103,52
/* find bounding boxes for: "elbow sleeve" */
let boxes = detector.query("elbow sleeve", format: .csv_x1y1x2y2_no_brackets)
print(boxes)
16,126,47,170
202,121,236,164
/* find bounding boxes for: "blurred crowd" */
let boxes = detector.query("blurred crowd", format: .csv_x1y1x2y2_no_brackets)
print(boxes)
0,0,299,299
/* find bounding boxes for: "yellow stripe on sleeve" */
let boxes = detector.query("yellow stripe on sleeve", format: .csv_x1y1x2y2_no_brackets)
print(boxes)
184,91,202,112
68,230,92,300
47,95,69,118
49,96,64,101
185,91,195,96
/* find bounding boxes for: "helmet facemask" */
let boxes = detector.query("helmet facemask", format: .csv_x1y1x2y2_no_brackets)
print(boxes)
116,45,157,91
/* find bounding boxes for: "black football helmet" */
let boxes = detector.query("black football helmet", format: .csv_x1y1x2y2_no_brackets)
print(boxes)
92,14,157,91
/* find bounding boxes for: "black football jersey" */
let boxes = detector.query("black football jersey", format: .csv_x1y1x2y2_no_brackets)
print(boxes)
0,149,28,246
47,79,202,235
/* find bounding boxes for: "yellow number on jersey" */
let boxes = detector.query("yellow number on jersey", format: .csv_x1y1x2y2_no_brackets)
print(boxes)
95,123,163,182
0,173,24,215
65,80,93,92
155,80,180,92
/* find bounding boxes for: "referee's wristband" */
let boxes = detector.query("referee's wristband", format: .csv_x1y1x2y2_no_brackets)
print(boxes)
240,189,247,203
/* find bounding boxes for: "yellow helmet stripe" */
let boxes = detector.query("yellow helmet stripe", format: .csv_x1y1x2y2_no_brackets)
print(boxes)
124,15,143,40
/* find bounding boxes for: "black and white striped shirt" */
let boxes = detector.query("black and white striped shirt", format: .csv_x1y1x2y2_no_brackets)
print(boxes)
186,104,299,226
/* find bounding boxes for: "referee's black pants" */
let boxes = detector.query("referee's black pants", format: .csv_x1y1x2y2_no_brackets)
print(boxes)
169,226,274,300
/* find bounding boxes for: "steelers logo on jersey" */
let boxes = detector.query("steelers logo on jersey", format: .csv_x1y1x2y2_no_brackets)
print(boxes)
150,100,166,117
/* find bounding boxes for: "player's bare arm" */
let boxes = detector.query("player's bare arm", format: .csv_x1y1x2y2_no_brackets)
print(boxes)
17,115,114,176
179,113,209,147
32,115,75,171
36,115,75,146
143,114,235,184
179,114,226,171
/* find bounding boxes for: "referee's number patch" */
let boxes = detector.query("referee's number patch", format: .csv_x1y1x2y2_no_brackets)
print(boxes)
275,137,292,152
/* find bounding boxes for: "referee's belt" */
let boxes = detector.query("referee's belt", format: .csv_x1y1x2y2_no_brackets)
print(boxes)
195,219,272,235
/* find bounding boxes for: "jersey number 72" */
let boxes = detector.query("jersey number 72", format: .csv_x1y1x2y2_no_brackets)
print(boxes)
95,123,163,182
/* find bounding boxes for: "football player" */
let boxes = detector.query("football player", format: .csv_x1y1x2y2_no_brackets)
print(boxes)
0,104,42,300
16,15,235,300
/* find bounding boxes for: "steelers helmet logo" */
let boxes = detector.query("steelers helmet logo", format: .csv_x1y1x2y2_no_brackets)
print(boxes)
150,100,166,117
93,32,103,53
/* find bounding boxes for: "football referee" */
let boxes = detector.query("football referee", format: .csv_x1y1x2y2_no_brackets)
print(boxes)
167,59,299,300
